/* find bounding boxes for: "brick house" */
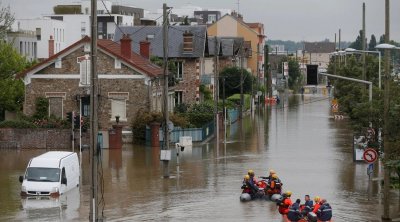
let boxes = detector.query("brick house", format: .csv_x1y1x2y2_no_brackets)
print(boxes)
17,35,163,130
115,26,209,111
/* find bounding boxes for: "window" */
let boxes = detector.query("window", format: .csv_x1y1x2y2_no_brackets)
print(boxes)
175,61,183,79
78,56,90,86
81,96,90,117
49,97,63,118
175,91,183,105
111,99,126,121
109,92,129,121
208,14,217,23
36,28,41,40
115,58,121,69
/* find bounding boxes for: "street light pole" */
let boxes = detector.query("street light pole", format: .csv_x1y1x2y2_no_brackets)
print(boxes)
382,0,391,220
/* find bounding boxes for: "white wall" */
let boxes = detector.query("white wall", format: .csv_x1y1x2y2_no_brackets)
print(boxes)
15,18,65,59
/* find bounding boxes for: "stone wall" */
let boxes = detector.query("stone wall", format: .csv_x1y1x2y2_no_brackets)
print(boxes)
0,128,72,149
174,58,200,104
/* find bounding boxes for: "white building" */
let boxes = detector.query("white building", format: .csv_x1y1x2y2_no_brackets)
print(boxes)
45,0,137,46
7,29,37,62
13,18,65,59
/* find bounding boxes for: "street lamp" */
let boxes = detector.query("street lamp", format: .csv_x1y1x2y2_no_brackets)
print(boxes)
345,48,382,89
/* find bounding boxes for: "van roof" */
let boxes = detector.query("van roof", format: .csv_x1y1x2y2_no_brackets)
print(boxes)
29,151,76,168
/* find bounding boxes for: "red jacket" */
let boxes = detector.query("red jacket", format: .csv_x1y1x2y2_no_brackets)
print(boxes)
313,202,321,213
279,198,293,215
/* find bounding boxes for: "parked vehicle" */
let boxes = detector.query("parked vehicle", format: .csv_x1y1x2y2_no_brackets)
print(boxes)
19,151,80,197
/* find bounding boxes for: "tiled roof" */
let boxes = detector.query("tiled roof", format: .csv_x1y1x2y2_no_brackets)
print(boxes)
17,36,162,79
304,42,335,53
114,26,207,58
97,39,162,77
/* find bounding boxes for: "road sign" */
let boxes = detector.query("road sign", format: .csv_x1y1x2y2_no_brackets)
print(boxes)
363,148,378,163
367,163,374,176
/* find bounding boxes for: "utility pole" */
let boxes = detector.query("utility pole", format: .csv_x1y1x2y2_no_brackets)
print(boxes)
334,33,337,75
382,0,391,220
362,3,366,84
239,44,244,119
256,43,260,106
339,29,341,50
265,44,271,98
214,36,219,143
89,0,100,220
162,3,170,178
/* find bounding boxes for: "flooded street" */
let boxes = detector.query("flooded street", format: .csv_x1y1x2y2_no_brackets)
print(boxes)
1,94,399,221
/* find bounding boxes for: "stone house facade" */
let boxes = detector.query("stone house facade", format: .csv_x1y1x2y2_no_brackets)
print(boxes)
17,35,163,130
115,26,209,111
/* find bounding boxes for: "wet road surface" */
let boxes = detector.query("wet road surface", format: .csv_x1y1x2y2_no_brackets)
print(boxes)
0,94,399,221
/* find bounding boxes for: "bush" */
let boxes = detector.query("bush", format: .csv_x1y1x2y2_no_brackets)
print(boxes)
131,110,163,143
227,94,251,110
169,114,189,128
186,103,214,127
0,120,37,128
174,103,189,113
33,97,49,120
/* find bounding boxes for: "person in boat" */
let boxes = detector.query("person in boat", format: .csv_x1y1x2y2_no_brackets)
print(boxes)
241,175,258,197
300,194,314,216
248,169,257,184
287,199,303,222
267,169,275,181
312,196,321,214
267,173,282,195
316,199,332,222
278,191,293,215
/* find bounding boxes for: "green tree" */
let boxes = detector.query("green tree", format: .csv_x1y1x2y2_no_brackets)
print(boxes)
0,3,14,40
348,30,363,50
219,66,253,99
0,41,32,120
368,34,377,51
278,57,302,90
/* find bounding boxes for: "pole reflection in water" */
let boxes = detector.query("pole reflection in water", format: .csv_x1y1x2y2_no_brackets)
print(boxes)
0,95,399,221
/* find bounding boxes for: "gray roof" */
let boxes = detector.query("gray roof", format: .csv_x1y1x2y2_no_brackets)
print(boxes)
115,25,208,58
208,37,243,57
304,42,335,53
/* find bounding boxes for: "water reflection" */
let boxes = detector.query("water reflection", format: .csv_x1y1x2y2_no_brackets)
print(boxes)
0,95,399,221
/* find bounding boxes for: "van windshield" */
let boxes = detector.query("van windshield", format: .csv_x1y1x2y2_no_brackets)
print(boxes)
26,167,60,182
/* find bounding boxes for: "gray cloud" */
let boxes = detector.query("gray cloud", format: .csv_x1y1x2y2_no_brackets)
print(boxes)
2,0,399,42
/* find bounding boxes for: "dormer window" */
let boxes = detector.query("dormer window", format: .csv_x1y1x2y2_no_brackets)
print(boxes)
183,31,193,53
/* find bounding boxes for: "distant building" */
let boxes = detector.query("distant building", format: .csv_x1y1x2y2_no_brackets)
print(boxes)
304,42,335,69
270,44,285,54
194,11,221,24
13,18,65,59
207,13,265,77
7,29,37,61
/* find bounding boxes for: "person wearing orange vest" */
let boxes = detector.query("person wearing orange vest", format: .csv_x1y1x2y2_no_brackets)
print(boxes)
267,173,282,195
278,191,293,215
312,196,321,214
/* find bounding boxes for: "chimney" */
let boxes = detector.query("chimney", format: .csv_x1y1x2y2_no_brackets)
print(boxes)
183,31,194,53
120,34,132,59
140,40,150,59
48,35,54,57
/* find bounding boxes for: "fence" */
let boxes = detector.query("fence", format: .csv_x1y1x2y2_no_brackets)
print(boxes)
227,109,239,124
146,121,215,144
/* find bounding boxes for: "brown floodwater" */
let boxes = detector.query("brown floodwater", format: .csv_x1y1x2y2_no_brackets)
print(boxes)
0,94,398,221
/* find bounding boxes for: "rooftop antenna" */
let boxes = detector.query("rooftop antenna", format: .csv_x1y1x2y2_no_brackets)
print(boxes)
237,0,240,14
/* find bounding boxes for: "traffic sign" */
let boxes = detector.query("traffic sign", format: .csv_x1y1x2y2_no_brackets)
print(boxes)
363,148,378,163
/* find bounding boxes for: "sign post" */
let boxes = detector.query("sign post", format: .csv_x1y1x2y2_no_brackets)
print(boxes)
363,148,378,181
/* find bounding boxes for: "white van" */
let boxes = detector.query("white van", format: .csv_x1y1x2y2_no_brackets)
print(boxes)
19,151,80,197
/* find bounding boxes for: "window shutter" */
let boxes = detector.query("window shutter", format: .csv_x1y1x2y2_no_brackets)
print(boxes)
86,60,91,85
111,99,126,120
80,60,90,85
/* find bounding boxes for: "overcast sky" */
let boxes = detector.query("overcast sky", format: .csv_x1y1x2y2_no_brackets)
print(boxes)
1,0,399,42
